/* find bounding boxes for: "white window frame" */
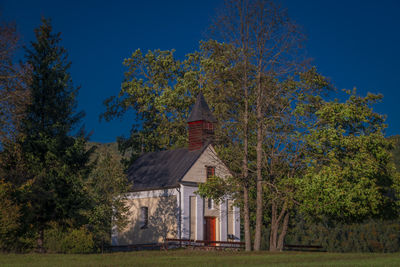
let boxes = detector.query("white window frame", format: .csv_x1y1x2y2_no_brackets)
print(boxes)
207,198,214,210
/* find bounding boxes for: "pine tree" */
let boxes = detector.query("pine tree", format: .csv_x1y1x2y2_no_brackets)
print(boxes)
20,17,92,252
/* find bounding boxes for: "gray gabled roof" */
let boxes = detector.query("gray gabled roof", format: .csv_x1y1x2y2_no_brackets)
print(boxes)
187,93,217,123
127,145,208,191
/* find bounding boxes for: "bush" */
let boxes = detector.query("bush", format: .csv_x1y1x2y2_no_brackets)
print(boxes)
61,228,94,254
0,180,21,252
44,223,66,253
285,214,400,253
44,224,94,254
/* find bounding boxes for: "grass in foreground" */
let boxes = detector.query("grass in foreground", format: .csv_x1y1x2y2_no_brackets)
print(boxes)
1,250,400,267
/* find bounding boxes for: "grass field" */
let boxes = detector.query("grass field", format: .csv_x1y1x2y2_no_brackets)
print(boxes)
1,250,400,267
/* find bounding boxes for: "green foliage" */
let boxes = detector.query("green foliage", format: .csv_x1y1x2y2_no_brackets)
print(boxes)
7,17,95,250
0,17,135,253
44,223,65,253
44,223,94,254
102,41,245,168
85,152,130,249
0,180,21,251
0,178,36,252
197,176,230,204
61,228,94,254
42,152,128,253
298,91,399,222
87,141,124,163
389,135,400,172
102,48,196,166
286,214,400,253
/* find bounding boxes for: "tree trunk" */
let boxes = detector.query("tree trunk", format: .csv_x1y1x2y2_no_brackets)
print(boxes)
37,227,44,253
254,68,263,251
241,20,251,251
269,201,278,251
277,212,289,251
269,200,289,252
243,185,251,251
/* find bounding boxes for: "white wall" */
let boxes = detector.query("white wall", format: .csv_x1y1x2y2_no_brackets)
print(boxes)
180,184,204,240
112,188,179,246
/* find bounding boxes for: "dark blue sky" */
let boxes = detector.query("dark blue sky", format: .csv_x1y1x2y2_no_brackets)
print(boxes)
2,0,400,142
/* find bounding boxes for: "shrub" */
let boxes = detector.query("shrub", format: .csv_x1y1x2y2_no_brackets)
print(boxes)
0,180,21,252
285,214,400,253
44,223,66,253
44,224,94,254
61,228,94,254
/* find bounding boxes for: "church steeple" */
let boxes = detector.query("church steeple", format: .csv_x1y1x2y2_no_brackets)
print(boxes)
188,93,216,151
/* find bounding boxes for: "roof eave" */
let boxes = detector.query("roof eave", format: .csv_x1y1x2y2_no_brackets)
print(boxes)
127,184,180,193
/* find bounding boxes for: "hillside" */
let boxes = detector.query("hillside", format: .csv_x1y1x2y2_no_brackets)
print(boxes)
86,136,400,171
87,141,124,162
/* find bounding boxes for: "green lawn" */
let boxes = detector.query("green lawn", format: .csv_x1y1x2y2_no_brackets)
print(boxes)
1,250,400,267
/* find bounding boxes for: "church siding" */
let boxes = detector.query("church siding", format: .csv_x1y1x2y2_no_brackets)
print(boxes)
233,205,240,241
190,196,197,240
181,184,200,239
112,189,179,246
181,145,231,183
219,198,228,242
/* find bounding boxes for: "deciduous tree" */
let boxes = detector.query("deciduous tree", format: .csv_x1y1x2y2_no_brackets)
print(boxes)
85,152,130,251
0,17,30,146
211,0,306,251
299,91,400,222
102,49,195,166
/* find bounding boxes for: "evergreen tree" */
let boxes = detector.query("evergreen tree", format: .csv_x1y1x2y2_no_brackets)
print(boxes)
20,17,92,252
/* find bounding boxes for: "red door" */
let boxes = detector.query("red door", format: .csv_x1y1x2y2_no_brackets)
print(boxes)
204,217,216,246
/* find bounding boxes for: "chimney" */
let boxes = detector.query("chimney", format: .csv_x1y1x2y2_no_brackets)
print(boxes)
187,93,216,151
